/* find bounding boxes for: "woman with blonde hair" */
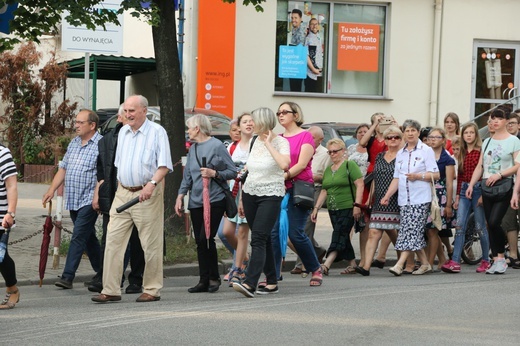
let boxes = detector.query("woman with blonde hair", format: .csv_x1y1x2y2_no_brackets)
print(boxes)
356,126,402,275
311,138,363,275
233,108,290,297
271,101,324,287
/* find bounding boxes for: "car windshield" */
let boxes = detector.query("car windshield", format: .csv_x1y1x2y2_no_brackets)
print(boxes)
184,114,230,133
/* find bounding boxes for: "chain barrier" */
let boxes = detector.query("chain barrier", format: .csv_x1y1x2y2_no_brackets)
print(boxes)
7,218,72,246
8,158,183,245
20,164,58,182
8,228,43,245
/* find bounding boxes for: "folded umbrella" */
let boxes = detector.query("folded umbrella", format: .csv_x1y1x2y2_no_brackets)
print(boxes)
39,201,53,287
279,194,290,257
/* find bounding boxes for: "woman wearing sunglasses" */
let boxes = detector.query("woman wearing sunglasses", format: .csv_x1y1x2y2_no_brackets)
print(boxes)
311,139,363,276
271,101,323,286
355,126,402,276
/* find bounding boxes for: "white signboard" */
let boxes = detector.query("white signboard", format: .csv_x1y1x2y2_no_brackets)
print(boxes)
61,1,123,54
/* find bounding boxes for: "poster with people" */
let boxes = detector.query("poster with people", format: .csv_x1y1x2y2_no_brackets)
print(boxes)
278,1,326,93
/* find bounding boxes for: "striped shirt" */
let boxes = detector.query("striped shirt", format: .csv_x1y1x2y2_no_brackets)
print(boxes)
0,145,17,221
115,119,173,186
59,132,102,211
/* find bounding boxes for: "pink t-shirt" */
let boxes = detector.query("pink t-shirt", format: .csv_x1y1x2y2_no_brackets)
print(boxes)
282,131,314,189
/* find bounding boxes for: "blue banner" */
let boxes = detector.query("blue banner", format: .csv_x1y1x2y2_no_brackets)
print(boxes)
0,2,18,34
278,45,308,79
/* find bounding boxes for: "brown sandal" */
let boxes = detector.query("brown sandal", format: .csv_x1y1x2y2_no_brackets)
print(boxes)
340,266,357,275
0,289,20,310
320,264,329,276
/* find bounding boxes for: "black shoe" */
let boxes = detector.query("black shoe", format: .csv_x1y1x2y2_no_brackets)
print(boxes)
84,273,102,287
355,266,370,276
371,259,385,269
55,278,73,289
256,285,279,295
232,282,255,298
188,282,209,293
125,283,143,294
208,279,221,293
88,281,102,293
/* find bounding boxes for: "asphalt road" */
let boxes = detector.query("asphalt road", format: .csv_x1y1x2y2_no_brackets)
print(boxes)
1,269,520,345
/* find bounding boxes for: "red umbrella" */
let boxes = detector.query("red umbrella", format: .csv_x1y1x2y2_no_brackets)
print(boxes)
39,201,53,287
202,157,211,248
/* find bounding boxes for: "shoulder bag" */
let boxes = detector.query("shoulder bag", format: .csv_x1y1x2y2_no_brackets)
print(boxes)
239,135,257,184
430,174,442,230
292,179,315,210
480,138,513,201
194,145,238,218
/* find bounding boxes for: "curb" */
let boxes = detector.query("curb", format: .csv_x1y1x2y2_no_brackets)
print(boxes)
9,258,399,288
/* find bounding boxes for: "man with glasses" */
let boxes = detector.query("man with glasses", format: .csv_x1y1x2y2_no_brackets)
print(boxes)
304,18,323,92
507,111,520,139
43,109,102,289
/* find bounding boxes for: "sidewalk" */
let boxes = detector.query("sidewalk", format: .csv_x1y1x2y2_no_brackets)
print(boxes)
4,183,397,287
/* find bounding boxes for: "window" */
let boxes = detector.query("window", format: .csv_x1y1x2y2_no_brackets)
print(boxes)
275,1,388,97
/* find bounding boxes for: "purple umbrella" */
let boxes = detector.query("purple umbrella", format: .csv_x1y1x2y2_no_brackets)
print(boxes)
39,201,53,287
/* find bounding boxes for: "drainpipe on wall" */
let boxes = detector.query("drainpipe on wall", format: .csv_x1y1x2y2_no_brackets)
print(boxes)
429,0,443,126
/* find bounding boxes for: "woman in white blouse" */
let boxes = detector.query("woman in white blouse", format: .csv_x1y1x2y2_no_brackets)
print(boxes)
233,108,290,298
381,119,440,276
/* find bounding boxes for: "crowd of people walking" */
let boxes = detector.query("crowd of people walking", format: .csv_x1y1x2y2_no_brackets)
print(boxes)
4,97,520,308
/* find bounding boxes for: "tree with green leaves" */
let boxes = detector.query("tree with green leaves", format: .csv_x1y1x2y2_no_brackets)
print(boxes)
0,0,265,233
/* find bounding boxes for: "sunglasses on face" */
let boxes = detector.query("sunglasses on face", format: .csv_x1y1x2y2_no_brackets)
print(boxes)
276,110,295,116
327,148,343,155
385,135,401,140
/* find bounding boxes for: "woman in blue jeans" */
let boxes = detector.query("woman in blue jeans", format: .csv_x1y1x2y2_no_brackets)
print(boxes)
232,107,290,298
271,101,323,287
442,122,490,273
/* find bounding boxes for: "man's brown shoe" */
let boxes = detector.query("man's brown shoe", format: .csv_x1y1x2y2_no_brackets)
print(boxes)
136,293,161,302
91,294,121,303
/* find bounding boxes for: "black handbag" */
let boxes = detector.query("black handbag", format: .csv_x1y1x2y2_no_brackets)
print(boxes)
481,178,513,202
292,179,315,210
194,145,238,218
480,138,514,202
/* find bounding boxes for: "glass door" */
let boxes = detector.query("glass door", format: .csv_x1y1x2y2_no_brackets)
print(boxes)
471,41,520,127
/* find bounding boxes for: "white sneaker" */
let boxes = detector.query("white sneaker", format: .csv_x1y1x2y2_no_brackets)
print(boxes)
486,261,498,274
494,258,508,274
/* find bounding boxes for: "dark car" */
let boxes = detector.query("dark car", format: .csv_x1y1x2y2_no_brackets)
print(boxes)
96,108,119,126
301,122,360,147
99,107,232,148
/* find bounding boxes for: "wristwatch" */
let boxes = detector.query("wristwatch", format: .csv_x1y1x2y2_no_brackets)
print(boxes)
149,180,157,187
6,212,15,219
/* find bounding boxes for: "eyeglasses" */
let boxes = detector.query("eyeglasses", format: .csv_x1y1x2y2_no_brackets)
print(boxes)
74,120,92,125
508,122,518,126
385,135,401,140
327,148,343,155
427,135,443,140
276,110,295,116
